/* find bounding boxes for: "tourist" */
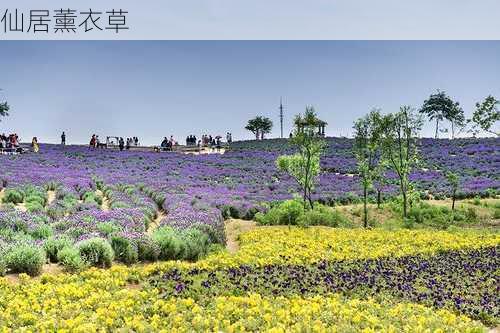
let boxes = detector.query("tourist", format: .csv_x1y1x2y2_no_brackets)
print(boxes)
161,137,169,151
126,138,131,150
95,135,101,148
216,137,221,152
61,131,66,145
89,134,96,149
32,137,39,153
119,137,125,151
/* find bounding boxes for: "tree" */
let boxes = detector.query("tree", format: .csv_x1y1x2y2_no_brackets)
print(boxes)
0,89,9,122
277,108,325,210
446,172,459,211
245,117,261,140
353,109,383,228
245,116,273,140
380,106,422,219
471,95,499,137
259,117,273,140
420,90,462,139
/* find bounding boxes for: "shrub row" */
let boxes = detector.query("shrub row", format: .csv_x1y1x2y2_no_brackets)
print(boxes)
0,226,214,276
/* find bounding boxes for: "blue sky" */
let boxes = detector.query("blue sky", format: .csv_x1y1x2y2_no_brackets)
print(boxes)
0,41,499,144
2,0,500,39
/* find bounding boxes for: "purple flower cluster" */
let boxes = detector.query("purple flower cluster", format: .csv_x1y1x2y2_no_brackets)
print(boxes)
148,246,499,326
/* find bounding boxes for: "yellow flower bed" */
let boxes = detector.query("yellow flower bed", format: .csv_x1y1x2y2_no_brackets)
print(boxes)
0,278,485,333
149,227,500,272
0,227,497,331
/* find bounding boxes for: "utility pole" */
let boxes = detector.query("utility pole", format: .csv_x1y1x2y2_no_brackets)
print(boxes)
279,97,284,138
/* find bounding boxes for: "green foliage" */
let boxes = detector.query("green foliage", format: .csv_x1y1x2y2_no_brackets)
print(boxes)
82,191,102,206
181,229,210,261
353,109,383,227
4,243,45,276
152,227,185,260
43,237,71,263
256,199,350,228
297,206,351,228
379,106,422,218
30,224,53,240
245,116,274,140
0,259,6,276
110,235,138,265
78,238,114,268
26,202,44,213
97,221,121,237
472,95,499,136
420,90,464,139
255,199,304,225
151,227,211,261
277,108,325,210
57,246,85,272
403,203,479,229
2,189,24,204
0,100,10,120
137,237,160,262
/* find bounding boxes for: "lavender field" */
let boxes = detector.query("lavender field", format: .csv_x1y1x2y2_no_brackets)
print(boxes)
0,137,498,260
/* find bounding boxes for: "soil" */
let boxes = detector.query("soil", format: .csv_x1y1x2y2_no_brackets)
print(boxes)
225,219,257,253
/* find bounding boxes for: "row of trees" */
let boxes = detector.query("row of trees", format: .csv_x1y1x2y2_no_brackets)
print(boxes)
274,103,480,228
246,91,498,141
420,91,499,138
353,107,422,227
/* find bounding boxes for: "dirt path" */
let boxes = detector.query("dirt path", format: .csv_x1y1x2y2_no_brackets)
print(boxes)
47,190,56,205
225,219,257,253
3,264,64,284
147,209,165,234
0,188,4,204
95,189,110,211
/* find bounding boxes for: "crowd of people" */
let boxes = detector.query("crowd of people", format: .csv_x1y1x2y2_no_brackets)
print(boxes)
0,133,20,149
1,131,231,154
160,135,177,151
88,135,141,150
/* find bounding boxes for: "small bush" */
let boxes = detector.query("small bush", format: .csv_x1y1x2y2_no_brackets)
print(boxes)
181,228,210,261
97,222,121,237
26,201,44,213
297,206,350,227
31,224,53,240
25,194,46,207
152,227,184,260
5,243,45,276
2,189,24,204
493,209,500,219
43,237,71,263
137,236,160,261
255,200,303,225
57,246,85,272
78,238,114,268
110,235,138,264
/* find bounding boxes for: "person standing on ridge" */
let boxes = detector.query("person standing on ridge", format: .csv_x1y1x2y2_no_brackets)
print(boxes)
61,131,66,146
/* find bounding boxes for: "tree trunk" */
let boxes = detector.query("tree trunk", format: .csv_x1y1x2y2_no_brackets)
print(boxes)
363,186,368,228
435,119,439,139
402,191,408,218
452,190,456,211
377,190,381,209
255,131,259,140
307,188,314,210
451,121,455,139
